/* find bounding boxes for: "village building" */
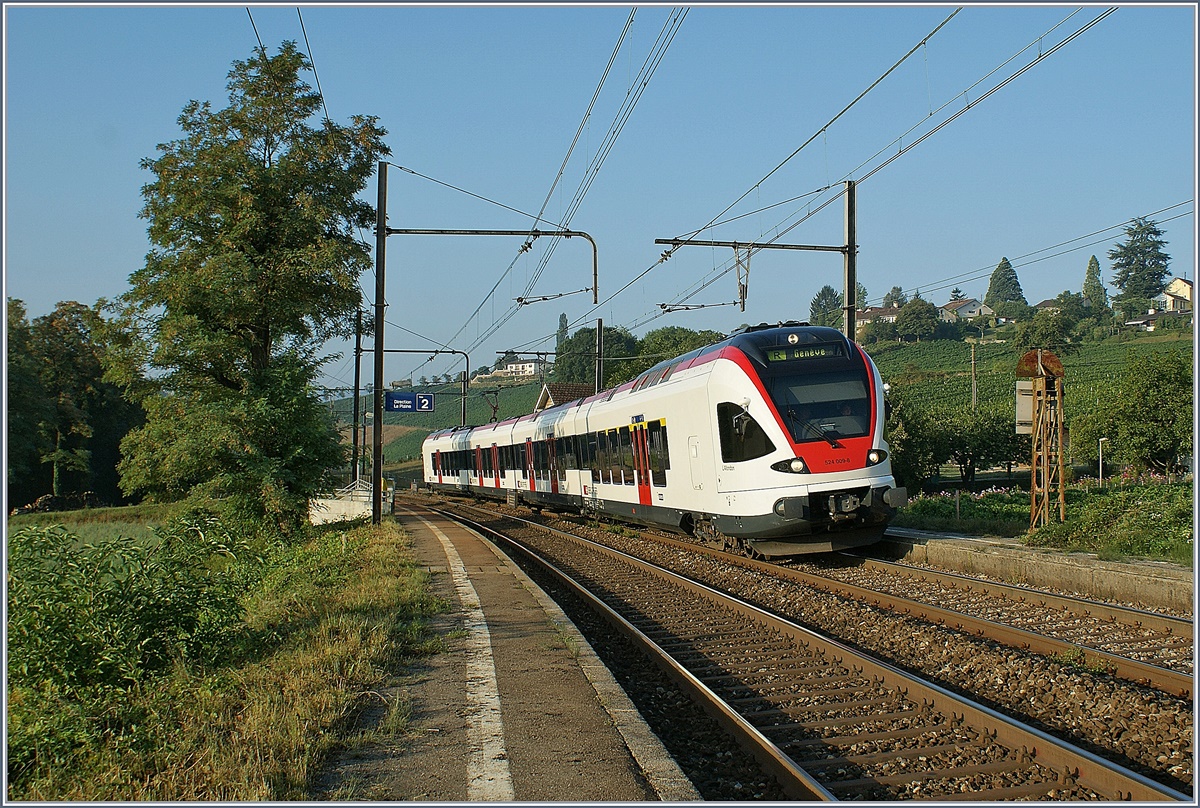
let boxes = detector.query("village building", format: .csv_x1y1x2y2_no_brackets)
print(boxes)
938,298,993,322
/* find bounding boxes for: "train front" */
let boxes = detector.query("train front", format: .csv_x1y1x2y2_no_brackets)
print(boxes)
707,324,906,555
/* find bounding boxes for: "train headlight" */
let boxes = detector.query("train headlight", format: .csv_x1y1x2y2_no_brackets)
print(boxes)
771,457,809,474
866,448,888,466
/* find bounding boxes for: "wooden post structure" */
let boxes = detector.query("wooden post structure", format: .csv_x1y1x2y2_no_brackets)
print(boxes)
1017,349,1066,530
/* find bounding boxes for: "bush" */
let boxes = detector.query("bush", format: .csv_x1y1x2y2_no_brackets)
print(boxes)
7,517,448,800
1025,482,1193,564
7,518,249,691
894,487,1029,536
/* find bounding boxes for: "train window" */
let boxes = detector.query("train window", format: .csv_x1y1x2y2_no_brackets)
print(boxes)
517,443,528,478
607,429,622,484
572,434,586,470
765,370,870,444
589,432,602,483
553,439,566,479
717,403,776,463
618,426,634,485
648,421,669,486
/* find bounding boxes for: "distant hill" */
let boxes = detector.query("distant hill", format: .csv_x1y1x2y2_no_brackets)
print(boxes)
331,382,545,463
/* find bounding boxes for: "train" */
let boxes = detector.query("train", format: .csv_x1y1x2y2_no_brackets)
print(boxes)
421,322,906,557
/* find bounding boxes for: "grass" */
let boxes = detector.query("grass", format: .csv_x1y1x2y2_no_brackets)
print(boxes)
1023,481,1194,565
7,501,184,545
6,517,450,800
894,480,1193,566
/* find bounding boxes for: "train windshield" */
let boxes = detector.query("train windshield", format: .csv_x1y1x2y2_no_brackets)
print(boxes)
764,369,870,445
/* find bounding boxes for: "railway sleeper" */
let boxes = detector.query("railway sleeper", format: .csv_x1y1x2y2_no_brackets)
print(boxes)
692,666,856,688
822,759,1055,794
742,694,903,718
776,722,961,750
800,740,989,772
726,684,883,706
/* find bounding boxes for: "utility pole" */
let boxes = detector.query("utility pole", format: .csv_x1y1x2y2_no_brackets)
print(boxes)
372,162,387,524
352,308,362,482
971,342,977,411
595,318,604,394
842,180,858,339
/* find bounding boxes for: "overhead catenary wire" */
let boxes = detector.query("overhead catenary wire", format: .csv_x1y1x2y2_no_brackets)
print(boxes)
504,8,968,350
640,7,1119,325
404,10,685,381
455,8,688,367
413,12,641,377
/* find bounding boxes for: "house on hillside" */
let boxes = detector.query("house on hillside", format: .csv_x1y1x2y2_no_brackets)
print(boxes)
1123,309,1192,332
535,382,596,412
858,306,902,324
1154,278,1193,313
495,361,542,378
938,298,992,322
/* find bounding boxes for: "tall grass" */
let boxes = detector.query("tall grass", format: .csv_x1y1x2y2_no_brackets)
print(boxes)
1025,482,1194,565
6,517,448,799
893,481,1193,566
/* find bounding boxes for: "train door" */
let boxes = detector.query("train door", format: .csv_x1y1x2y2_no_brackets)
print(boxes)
525,437,536,491
548,436,559,495
475,446,484,488
491,444,501,488
434,450,442,485
688,436,705,491
632,423,652,507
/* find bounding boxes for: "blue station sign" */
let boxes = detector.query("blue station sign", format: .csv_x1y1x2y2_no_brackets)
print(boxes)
385,392,435,413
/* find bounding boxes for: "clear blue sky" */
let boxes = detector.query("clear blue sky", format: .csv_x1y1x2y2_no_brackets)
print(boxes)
4,3,1196,392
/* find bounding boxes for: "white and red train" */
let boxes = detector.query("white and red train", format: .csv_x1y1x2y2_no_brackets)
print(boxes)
422,322,906,557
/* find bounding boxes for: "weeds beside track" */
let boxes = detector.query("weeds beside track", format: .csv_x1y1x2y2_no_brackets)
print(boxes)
6,516,448,800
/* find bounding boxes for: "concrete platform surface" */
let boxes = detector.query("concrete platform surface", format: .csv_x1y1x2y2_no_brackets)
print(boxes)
317,503,698,801
880,527,1194,614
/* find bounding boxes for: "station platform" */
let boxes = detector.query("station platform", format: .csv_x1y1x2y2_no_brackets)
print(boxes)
320,502,698,801
879,527,1194,614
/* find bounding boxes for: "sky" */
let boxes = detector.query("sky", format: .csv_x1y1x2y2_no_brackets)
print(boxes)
3,2,1196,394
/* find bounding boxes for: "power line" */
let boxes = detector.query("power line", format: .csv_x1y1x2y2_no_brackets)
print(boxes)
515,9,967,345
296,8,331,122
646,7,1119,320
668,8,962,250
402,11,681,380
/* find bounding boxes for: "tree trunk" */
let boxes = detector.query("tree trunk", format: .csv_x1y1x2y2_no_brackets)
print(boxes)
52,430,63,496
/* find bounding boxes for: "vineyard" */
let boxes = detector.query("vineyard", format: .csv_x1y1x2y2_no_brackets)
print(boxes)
345,332,1195,468
866,331,1194,428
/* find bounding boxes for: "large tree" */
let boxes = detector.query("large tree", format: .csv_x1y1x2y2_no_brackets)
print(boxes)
551,325,638,389
111,42,389,530
881,286,907,309
938,405,1026,485
1082,255,1108,312
6,299,52,504
619,325,724,381
983,257,1027,310
1070,349,1192,474
809,284,842,328
29,302,109,497
895,297,938,342
1108,217,1171,313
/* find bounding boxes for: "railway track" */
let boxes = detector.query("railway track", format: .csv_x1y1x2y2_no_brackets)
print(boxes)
427,502,1189,801
796,553,1194,696
432,494,1192,698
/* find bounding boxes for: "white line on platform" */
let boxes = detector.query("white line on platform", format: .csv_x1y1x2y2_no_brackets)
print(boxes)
410,513,514,802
